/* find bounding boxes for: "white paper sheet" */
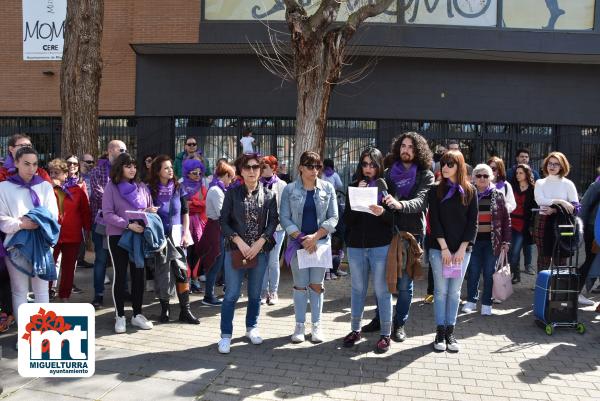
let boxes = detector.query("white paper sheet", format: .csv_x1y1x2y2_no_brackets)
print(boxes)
297,244,333,270
348,186,377,215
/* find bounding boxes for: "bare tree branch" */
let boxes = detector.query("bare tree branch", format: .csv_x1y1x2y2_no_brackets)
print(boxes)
308,0,342,35
342,0,396,40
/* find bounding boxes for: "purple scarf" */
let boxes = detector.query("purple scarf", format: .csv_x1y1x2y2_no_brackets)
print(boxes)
117,181,147,209
8,174,45,207
228,178,242,190
595,175,600,183
59,176,79,199
323,167,334,177
208,177,227,193
182,177,202,198
389,162,418,199
157,181,175,205
3,154,15,173
477,185,494,201
259,174,279,189
284,233,306,265
441,179,465,203
97,159,111,179
495,180,506,190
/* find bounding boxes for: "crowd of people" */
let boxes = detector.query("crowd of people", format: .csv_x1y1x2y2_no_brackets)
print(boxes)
0,131,599,355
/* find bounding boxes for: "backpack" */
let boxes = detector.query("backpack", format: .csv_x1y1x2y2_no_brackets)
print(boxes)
552,204,583,258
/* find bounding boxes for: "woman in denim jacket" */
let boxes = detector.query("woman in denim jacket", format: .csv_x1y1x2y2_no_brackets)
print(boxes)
280,151,339,344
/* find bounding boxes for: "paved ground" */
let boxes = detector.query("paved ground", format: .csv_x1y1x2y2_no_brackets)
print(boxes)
1,256,600,401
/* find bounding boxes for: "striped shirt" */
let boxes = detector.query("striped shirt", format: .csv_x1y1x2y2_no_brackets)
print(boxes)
477,195,492,241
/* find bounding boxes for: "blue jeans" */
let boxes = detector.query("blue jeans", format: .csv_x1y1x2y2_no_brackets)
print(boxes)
430,248,471,326
220,252,267,338
466,240,496,306
509,230,525,275
92,223,108,297
204,236,224,300
290,253,327,324
347,246,393,336
524,243,533,267
261,230,285,294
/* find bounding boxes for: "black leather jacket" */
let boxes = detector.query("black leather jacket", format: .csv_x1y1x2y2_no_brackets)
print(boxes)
219,184,279,252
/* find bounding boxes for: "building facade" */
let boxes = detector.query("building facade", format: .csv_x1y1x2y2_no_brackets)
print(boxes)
1,1,600,189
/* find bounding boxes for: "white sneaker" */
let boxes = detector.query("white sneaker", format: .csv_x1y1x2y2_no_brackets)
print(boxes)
104,274,110,285
199,275,207,282
291,323,305,343
131,314,153,330
146,281,154,292
311,323,324,343
114,316,126,334
245,328,263,345
462,301,476,313
578,294,594,306
218,337,231,354
481,305,493,316
336,270,348,277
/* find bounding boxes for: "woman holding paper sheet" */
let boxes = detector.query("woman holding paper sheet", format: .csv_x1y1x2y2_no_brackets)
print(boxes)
427,150,477,353
102,153,157,334
342,147,395,353
280,151,339,344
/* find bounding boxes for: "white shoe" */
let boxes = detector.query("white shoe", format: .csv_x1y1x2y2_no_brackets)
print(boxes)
311,323,324,343
336,270,348,277
131,314,153,330
146,281,154,292
462,301,476,313
291,323,305,343
114,316,126,334
492,298,502,304
481,305,493,316
578,294,594,306
218,338,231,354
199,275,207,282
245,328,263,345
104,274,110,285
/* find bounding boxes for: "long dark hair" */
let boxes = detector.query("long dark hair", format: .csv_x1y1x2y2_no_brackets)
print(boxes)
110,153,139,183
511,163,535,189
390,132,433,170
147,154,179,199
487,156,507,182
353,147,384,184
436,150,474,206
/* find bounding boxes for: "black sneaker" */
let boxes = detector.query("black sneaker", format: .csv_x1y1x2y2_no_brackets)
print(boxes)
433,325,446,352
343,331,362,347
361,318,380,333
202,297,223,306
391,325,406,342
92,296,103,309
445,325,459,353
77,260,94,268
375,336,391,353
72,285,83,294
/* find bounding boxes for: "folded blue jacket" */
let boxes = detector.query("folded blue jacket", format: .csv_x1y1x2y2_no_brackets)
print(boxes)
118,213,166,268
6,206,60,281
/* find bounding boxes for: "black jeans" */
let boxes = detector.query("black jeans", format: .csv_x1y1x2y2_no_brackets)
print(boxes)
108,235,145,317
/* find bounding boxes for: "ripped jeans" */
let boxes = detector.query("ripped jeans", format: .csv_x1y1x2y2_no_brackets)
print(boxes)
290,255,326,324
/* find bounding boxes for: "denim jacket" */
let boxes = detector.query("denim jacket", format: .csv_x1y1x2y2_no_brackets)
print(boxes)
279,178,339,239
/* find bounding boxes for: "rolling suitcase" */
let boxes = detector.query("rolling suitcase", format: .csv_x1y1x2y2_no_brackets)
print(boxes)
532,205,585,335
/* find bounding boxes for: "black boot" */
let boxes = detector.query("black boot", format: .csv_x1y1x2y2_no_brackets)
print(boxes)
159,300,170,323
362,318,380,333
433,325,446,352
445,325,459,352
178,291,200,324
391,323,406,342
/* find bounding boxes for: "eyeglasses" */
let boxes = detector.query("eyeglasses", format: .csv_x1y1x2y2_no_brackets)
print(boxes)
440,161,456,168
83,160,94,164
15,143,32,148
242,164,261,171
118,148,126,153
186,142,197,147
361,161,378,169
475,174,490,179
303,164,322,171
547,162,561,168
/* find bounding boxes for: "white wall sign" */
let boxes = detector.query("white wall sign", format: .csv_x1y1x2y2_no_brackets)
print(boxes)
23,0,67,61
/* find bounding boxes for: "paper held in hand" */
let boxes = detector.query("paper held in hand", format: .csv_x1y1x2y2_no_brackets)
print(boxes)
348,186,377,215
297,244,333,270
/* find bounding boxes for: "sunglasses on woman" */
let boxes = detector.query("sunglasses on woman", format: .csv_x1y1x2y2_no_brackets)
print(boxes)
475,174,490,179
440,161,456,168
303,164,322,171
242,164,261,171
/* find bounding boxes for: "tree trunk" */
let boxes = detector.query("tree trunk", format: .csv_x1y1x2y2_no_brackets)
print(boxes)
292,31,344,168
60,0,104,157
